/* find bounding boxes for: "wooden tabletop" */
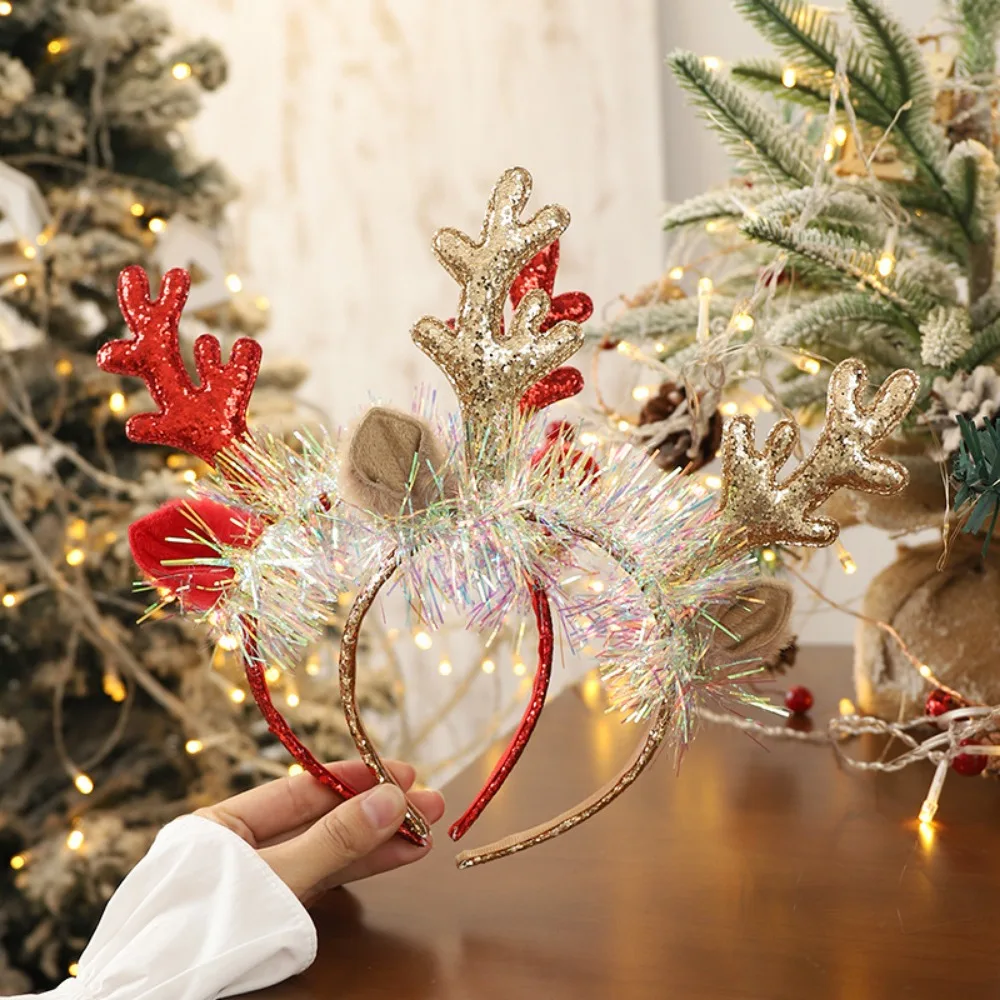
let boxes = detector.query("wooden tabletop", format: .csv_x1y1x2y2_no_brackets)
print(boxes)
252,646,1000,1000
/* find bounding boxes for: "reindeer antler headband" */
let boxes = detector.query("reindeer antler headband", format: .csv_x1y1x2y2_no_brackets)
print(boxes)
99,168,919,867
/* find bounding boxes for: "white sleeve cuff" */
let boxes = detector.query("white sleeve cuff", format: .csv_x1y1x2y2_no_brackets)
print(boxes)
28,814,317,1000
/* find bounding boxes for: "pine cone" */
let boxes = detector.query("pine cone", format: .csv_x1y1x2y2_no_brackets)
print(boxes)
922,365,1000,459
638,381,723,473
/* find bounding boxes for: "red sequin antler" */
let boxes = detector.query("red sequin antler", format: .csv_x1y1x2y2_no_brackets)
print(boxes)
97,266,262,466
100,267,373,819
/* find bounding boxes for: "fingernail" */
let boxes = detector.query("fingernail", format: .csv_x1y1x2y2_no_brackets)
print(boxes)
361,784,406,831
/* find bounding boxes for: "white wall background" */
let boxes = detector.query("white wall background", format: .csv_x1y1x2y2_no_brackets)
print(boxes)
163,0,666,777
165,0,951,675
167,0,664,420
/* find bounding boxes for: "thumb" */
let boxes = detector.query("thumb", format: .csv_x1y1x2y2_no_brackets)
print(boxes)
261,783,408,900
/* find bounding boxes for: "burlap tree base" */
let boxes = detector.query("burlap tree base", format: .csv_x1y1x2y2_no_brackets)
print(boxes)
854,535,1000,718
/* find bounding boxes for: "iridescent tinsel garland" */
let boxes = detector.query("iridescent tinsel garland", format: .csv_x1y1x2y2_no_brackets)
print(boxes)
174,396,764,751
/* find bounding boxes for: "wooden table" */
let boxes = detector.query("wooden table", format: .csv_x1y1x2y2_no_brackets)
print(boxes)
253,647,1000,1000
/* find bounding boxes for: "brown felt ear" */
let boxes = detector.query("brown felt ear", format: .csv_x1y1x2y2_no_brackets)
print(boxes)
704,579,795,669
342,406,457,518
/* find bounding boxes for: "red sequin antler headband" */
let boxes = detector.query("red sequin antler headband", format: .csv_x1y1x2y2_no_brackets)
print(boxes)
99,168,919,867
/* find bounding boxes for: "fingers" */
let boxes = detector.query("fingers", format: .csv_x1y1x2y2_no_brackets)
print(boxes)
325,789,446,890
257,764,424,848
260,783,412,901
197,759,416,846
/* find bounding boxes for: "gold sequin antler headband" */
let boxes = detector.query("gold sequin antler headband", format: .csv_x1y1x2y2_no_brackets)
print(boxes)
100,168,918,868
411,167,585,477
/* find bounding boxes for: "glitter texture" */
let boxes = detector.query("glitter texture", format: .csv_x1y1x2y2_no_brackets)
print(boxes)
411,167,585,481
97,266,261,466
455,582,551,842
106,170,921,869
719,359,919,548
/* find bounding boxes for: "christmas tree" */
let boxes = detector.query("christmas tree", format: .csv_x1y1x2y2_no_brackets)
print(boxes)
596,0,1000,523
587,0,1000,725
0,2,399,990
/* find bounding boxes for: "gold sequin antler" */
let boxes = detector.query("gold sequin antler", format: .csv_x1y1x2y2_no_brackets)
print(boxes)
412,168,585,481
720,359,920,548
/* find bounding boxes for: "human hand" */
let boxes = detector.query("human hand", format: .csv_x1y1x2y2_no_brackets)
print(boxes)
196,760,445,905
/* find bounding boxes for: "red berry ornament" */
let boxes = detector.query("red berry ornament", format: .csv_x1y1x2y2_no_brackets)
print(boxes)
925,688,959,717
951,739,989,777
784,685,814,715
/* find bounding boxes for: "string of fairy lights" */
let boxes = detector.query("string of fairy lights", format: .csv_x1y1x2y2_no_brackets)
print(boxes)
0,8,579,979
585,47,998,835
1,11,993,975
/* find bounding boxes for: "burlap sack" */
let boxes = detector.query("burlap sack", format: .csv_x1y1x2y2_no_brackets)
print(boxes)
854,534,1000,718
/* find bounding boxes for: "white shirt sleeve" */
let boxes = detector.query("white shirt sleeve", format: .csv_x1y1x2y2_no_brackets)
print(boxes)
20,814,317,1000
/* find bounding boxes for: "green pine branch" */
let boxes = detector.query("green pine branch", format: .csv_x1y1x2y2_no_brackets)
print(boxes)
740,215,924,320
765,290,918,354
755,186,887,244
592,296,735,348
956,0,1000,76
848,0,934,116
957,317,1000,369
668,50,820,187
731,0,888,114
662,187,779,232
731,58,834,111
953,414,1000,557
732,0,967,239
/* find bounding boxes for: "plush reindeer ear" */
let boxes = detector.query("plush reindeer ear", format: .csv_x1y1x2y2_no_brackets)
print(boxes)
705,579,794,669
129,496,264,612
342,406,457,518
